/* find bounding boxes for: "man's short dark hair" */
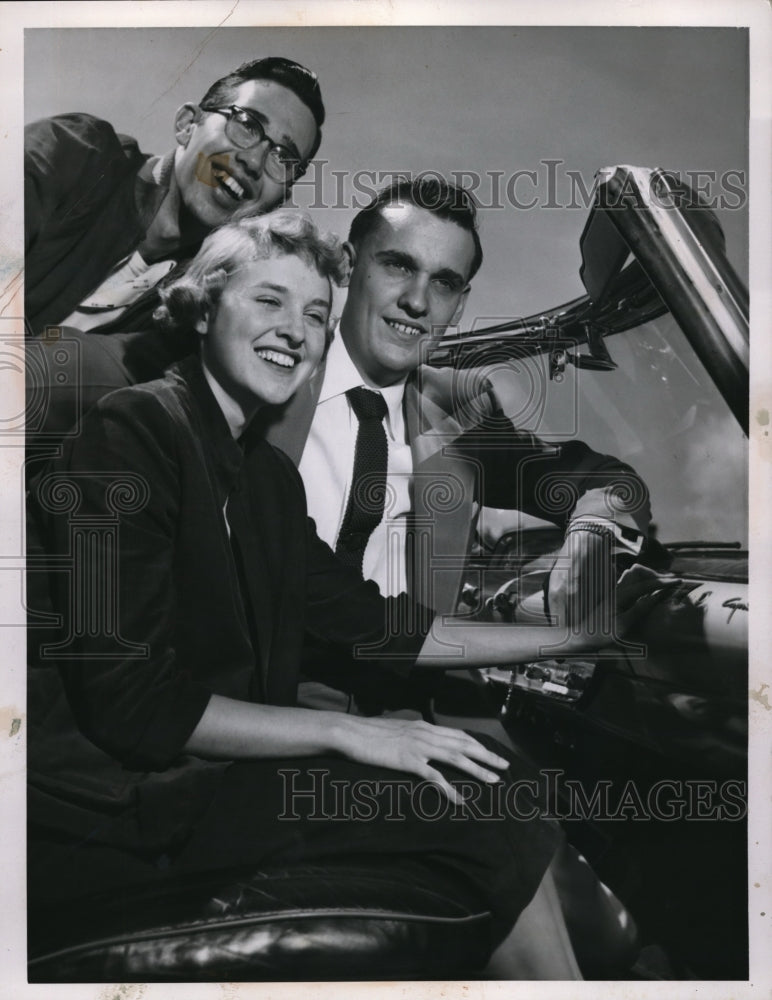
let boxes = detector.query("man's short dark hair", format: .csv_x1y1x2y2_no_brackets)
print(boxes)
200,57,325,160
347,176,483,281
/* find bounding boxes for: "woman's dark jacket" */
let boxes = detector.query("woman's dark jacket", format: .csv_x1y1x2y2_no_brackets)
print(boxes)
27,357,425,853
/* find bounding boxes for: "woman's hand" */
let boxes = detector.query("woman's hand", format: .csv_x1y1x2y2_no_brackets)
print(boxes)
185,698,508,806
332,716,510,805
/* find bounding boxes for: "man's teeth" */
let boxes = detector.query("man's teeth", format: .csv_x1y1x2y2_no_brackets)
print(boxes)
255,349,296,368
387,320,423,336
212,167,246,201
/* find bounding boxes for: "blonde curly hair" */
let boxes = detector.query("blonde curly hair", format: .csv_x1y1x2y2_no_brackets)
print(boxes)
154,209,348,335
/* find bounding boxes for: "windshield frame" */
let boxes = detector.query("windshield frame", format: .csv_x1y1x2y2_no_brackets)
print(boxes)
430,165,749,437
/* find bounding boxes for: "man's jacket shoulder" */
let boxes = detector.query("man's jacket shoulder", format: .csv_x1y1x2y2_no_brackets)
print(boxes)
408,362,496,427
25,112,146,169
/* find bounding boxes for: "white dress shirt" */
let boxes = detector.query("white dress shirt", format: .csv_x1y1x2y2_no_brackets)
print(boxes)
298,332,413,596
61,251,176,332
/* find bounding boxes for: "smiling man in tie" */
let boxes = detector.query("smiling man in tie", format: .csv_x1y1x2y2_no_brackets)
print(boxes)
260,177,651,665
257,176,649,977
300,183,479,598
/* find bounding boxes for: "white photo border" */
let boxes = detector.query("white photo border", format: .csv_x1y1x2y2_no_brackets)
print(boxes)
1,2,769,999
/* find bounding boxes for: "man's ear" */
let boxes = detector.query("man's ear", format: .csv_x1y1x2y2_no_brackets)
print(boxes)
194,312,209,336
174,104,202,148
340,242,357,288
450,285,471,327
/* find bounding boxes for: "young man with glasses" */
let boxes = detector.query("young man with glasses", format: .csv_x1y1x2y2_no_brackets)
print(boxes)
25,57,324,438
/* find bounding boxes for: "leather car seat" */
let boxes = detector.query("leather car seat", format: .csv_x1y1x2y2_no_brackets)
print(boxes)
28,861,494,982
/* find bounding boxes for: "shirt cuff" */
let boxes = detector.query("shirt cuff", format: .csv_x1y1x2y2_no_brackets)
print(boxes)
570,486,650,533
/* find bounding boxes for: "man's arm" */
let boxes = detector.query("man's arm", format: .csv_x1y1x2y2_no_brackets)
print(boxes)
452,416,650,532
25,113,150,335
25,114,136,253
450,384,652,625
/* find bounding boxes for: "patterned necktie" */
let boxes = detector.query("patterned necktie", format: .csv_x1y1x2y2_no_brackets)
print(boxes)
335,387,389,572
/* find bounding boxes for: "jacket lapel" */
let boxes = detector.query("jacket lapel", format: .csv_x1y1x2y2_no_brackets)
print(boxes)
405,371,465,466
223,475,275,702
405,372,480,614
260,360,488,616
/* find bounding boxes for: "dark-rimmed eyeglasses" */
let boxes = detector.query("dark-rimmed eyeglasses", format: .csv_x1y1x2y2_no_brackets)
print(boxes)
201,104,307,183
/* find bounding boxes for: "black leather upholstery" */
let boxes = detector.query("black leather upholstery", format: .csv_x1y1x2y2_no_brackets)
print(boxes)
29,863,494,982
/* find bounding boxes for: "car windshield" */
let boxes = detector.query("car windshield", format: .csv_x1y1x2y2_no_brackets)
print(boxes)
487,310,748,547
